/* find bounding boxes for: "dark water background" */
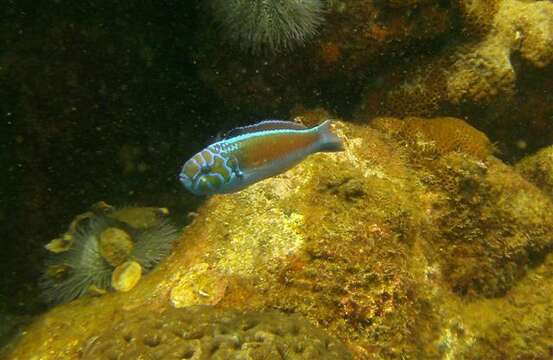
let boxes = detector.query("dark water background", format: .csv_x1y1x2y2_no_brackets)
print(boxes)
1,0,551,351
0,0,215,342
1,1,313,342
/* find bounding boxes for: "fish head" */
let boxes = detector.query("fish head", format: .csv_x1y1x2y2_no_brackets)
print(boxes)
179,149,234,195
178,164,197,194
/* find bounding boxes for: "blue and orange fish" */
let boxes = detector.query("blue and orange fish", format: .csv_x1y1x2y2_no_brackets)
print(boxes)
179,120,344,195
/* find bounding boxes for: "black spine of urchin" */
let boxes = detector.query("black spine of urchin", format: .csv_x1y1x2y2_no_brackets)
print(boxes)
209,0,325,54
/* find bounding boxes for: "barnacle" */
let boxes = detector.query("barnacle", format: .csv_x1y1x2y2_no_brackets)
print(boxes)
99,227,134,267
111,261,142,292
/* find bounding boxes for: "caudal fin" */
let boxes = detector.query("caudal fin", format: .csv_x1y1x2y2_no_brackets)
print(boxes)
315,120,344,152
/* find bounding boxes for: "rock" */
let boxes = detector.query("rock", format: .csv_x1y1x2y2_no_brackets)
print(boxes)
447,0,553,104
516,145,553,199
456,0,501,34
383,0,553,111
7,119,553,359
374,117,553,297
196,0,455,114
355,0,553,156
170,263,228,308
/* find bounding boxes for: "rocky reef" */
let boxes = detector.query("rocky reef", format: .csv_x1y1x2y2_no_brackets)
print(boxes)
191,0,553,159
355,0,553,158
194,0,454,115
516,145,553,200
2,0,552,358
5,118,553,359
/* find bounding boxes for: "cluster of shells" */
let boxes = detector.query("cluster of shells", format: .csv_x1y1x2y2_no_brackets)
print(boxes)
44,202,178,300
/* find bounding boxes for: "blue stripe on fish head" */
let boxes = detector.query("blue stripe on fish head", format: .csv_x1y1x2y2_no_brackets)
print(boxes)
180,147,238,195
179,155,201,194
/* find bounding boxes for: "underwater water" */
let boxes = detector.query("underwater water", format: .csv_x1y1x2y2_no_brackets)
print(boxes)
1,0,552,359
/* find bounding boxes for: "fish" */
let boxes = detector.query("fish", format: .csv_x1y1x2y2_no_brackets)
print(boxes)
179,119,344,195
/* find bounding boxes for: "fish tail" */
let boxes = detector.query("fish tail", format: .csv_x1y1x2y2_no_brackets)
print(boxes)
314,120,344,152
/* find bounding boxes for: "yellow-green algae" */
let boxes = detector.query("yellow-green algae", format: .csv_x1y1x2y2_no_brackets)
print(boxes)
4,118,553,360
170,263,228,308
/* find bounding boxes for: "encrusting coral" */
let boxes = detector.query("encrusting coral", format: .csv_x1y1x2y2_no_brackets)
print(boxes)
373,117,494,160
456,0,501,34
373,117,553,297
81,305,352,359
447,0,553,106
516,145,553,199
356,0,553,131
7,117,553,359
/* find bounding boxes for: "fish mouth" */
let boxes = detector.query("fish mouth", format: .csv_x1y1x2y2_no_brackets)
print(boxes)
178,171,194,190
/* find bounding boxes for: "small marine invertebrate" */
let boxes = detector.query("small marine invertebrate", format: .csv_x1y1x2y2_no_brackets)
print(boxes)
208,0,325,54
130,220,179,271
111,261,142,292
40,205,179,304
44,201,113,253
98,227,134,267
82,305,352,359
40,217,115,304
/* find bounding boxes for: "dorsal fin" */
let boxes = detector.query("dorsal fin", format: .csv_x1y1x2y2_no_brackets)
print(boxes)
223,120,308,139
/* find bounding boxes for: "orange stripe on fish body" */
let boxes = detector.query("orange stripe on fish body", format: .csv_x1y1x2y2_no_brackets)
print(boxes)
237,130,321,169
179,120,343,195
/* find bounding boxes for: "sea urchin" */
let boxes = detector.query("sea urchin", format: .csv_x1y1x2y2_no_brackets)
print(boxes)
209,0,325,54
